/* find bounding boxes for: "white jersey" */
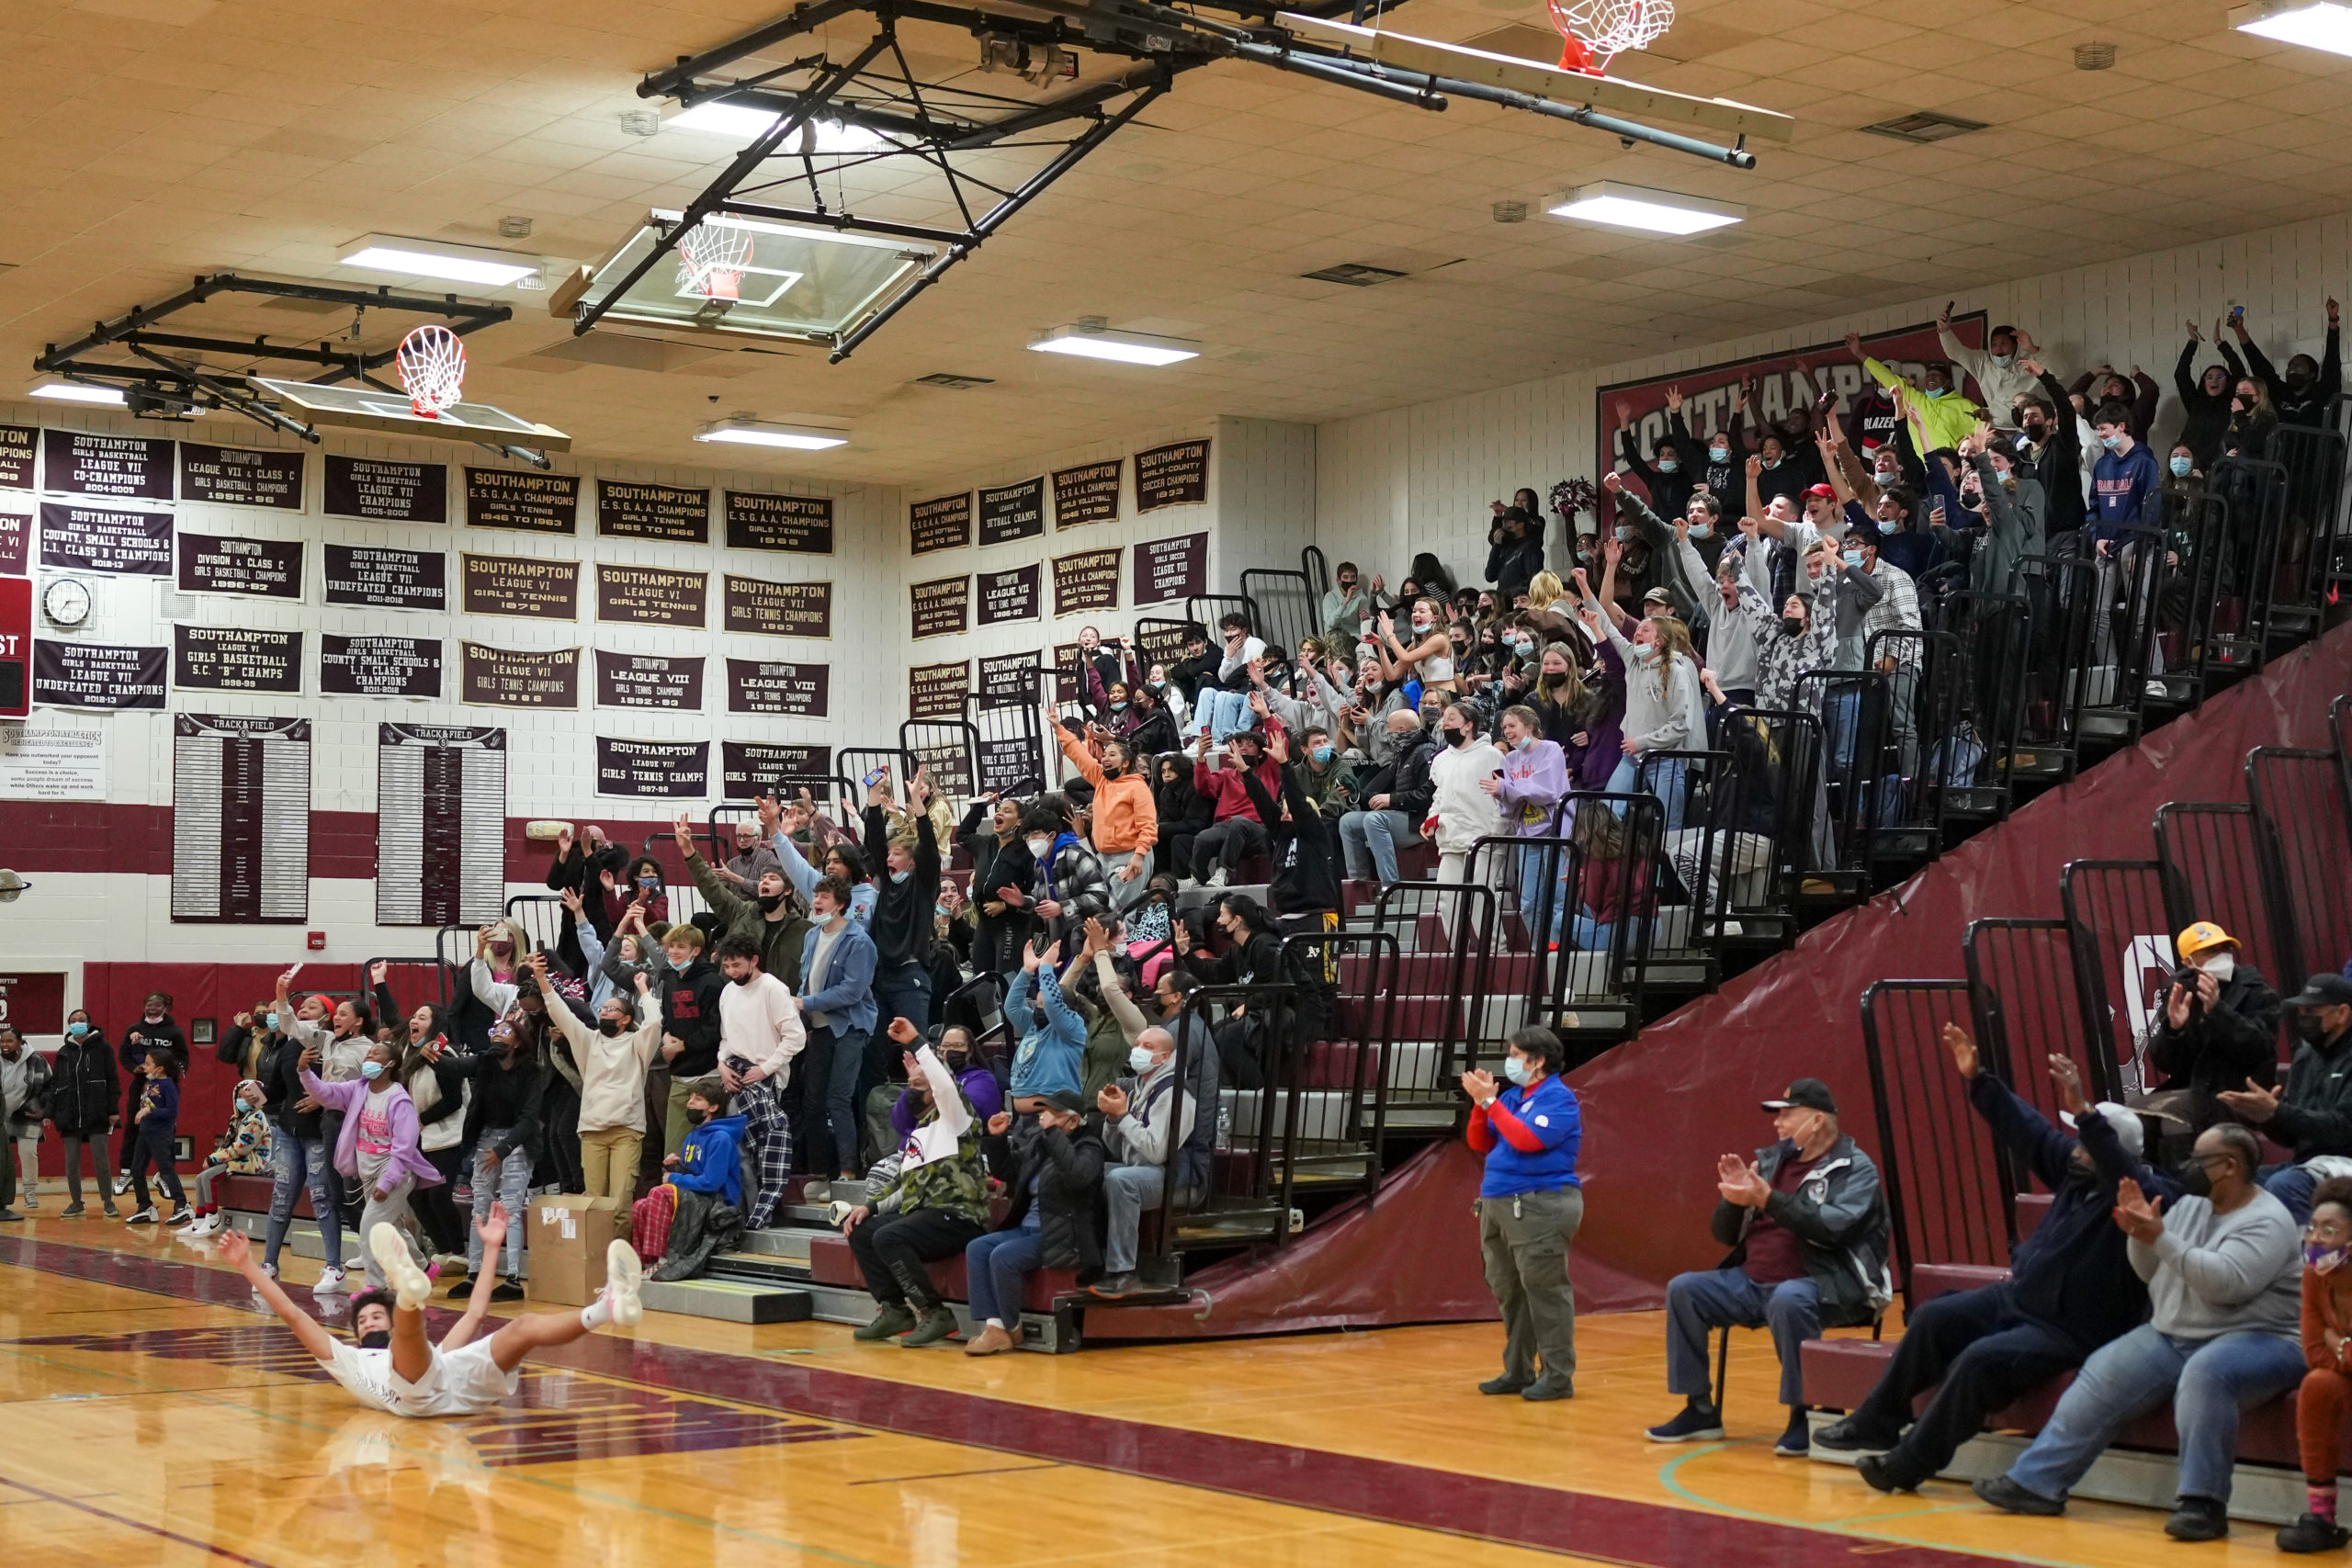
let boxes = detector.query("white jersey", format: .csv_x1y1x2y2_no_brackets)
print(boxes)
323,1337,517,1417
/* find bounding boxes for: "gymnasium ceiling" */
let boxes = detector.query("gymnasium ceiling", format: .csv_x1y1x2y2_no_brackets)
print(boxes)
3,0,2349,488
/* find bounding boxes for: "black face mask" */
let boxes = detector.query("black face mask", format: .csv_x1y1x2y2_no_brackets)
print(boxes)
1101,761,1123,778
1781,615,1806,638
597,1018,624,1037
2177,1156,2216,1199
1442,727,1466,747
359,1330,391,1351
941,1051,970,1073
755,891,786,913
2299,1014,2332,1043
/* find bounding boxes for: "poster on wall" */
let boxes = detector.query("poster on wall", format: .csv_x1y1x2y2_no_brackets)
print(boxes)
724,658,827,716
0,576,24,717
1134,531,1207,605
376,723,506,927
1596,313,1988,522
595,563,707,626
179,444,304,510
320,633,441,698
0,973,66,1036
0,504,28,576
978,649,1042,697
178,533,302,599
0,426,34,491
461,553,579,620
721,574,831,637
909,660,969,720
1052,547,1121,616
0,719,106,799
594,649,705,710
322,544,445,610
974,728,1041,796
1135,620,1193,671
595,737,709,799
175,626,302,694
465,468,579,534
977,564,1039,626
324,456,447,523
33,641,166,709
1052,459,1122,527
721,741,831,798
910,491,971,555
978,478,1045,547
459,642,579,708
41,431,174,501
726,491,833,554
171,714,310,923
40,501,172,575
909,573,970,639
596,479,709,543
1135,438,1209,511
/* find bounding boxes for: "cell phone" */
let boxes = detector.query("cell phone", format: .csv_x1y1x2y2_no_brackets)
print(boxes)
2230,305,2245,322
1945,299,1955,317
863,766,888,788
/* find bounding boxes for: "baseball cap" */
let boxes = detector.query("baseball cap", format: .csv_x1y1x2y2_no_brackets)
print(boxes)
2059,1101,2144,1160
2176,920,2238,960
1805,482,1837,500
2285,974,2352,1010
1042,1089,1086,1113
1642,587,1674,605
1762,1077,1837,1114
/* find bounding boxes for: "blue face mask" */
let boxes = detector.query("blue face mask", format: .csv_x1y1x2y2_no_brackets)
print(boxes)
1311,743,1334,764
1613,525,1634,542
1128,1045,1157,1073
1709,446,1729,463
1991,353,2013,367
2171,456,2193,477
889,868,910,885
1503,1056,1534,1086
67,1021,89,1037
359,1060,386,1081
1657,457,1679,473
2101,433,2121,451
1842,548,1865,569
1878,519,1900,536
1922,387,1947,399
1689,522,1712,539
264,1013,279,1032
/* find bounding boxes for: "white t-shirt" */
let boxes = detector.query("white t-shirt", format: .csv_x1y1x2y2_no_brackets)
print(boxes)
718,970,805,1084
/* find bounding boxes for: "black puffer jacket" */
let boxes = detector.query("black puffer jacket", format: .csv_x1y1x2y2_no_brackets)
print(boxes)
49,1034,120,1136
2147,962,2282,1129
984,1118,1107,1272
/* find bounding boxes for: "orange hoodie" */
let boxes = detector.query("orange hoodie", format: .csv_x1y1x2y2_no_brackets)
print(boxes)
1057,728,1158,854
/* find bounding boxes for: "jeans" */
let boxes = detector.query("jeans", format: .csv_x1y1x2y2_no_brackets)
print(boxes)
1607,752,1688,831
1197,687,1253,743
1849,1281,2087,1479
1665,1266,1821,1408
1103,1163,1203,1275
1339,809,1419,884
469,1128,531,1280
1517,842,1570,947
2263,1163,2319,1225
2004,1324,2305,1504
802,1025,868,1177
1192,818,1267,883
1569,914,1646,953
966,1220,1045,1327
58,1130,114,1210
128,1124,184,1213
1478,1186,1584,1385
266,1134,340,1273
872,964,931,1051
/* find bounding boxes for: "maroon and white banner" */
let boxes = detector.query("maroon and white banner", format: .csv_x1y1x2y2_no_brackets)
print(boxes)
320,634,440,699
0,504,28,577
1053,459,1121,527
725,658,827,716
1134,531,1206,605
722,575,831,637
720,741,832,798
465,468,579,534
909,660,969,720
179,444,304,510
1052,547,1121,616
0,426,35,491
596,479,708,543
178,533,302,599
376,724,506,927
42,432,174,501
33,640,166,709
1135,439,1208,511
325,456,446,523
910,491,971,556
593,649,705,710
594,737,709,799
978,563,1040,626
174,625,302,694
910,573,969,639
171,714,310,924
459,642,579,708
978,478,1045,547
725,491,832,554
40,501,172,576
323,545,444,610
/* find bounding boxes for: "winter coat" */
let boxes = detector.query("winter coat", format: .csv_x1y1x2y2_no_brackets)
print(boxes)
47,1035,119,1136
2148,963,2283,1129
2,1047,52,1131
301,1069,445,1190
984,1118,1108,1273
1709,1134,1892,1326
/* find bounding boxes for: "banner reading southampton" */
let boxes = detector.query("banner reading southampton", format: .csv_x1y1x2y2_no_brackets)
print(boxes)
978,478,1045,547
32,640,166,709
0,426,34,491
726,491,833,553
1052,459,1121,527
910,491,972,556
978,563,1040,626
909,573,970,639
1134,438,1208,511
178,444,304,510
40,502,172,575
909,660,969,720
1134,531,1207,605
320,634,440,698
594,737,709,798
324,456,446,523
720,741,831,798
1052,547,1121,616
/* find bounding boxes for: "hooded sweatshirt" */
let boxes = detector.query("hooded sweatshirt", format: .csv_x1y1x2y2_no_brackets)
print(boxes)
669,1111,747,1204
544,989,664,1135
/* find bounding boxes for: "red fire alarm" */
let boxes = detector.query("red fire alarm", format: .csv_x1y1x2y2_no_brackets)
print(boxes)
307,931,326,952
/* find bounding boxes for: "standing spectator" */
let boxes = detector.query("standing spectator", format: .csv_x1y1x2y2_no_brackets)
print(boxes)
2279,1176,2352,1552
656,923,727,1156
630,1077,746,1277
959,793,1030,976
680,809,810,993
445,1010,545,1302
1069,626,1124,720
1487,504,1545,602
123,1047,189,1227
2013,362,2088,536
1023,795,1110,947
259,1009,345,1294
113,991,186,1190
1053,712,1157,912
1845,332,1984,453
1188,729,1280,888
2175,321,2242,471
1238,721,1340,916
797,874,878,1201
709,931,806,1230
842,1039,988,1348
1460,1026,1584,1401
2068,363,2163,443
1006,940,1085,1109
371,967,470,1269
2144,920,2281,1139
49,1010,119,1218
1486,705,1569,947
964,1090,1108,1356
1338,710,1438,886
1321,561,1373,647
1938,309,2038,428
1427,702,1506,904
2218,973,2352,1224
1374,598,1459,697
863,773,944,1091
1581,600,1702,829
1614,389,1695,522
300,1039,440,1292
2086,401,2162,558
178,1077,270,1238
1645,1078,1889,1458
544,823,625,970
1958,426,2045,594
2229,299,2342,428
1089,1025,1209,1300
0,1025,51,1216
536,957,662,1243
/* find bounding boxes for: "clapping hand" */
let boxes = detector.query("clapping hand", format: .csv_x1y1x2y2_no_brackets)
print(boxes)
1458,1067,1498,1104
1939,1021,1978,1078
1716,1154,1770,1209
2111,1177,2163,1243
2218,1076,2280,1124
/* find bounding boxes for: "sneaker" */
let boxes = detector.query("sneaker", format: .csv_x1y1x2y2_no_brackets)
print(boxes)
1478,1375,1532,1396
2165,1496,2230,1542
826,1200,856,1227
1815,1416,1901,1452
0,1207,21,1223
59,1203,85,1218
965,1324,1017,1357
1521,1374,1574,1402
800,1179,831,1203
21,1193,37,1210
111,1175,131,1196
1973,1474,2065,1517
1087,1271,1151,1300
603,1239,643,1327
311,1265,348,1297
1206,866,1230,888
175,1215,219,1241
1774,1409,1811,1458
1645,1401,1725,1443
490,1279,526,1303
1857,1454,1924,1494
168,1208,197,1227
124,1207,158,1225
2278,1513,2350,1553
900,1305,959,1348
854,1304,918,1342
370,1224,433,1311
101,1203,119,1218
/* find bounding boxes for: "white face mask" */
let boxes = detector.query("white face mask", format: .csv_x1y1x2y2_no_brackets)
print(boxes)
1128,1044,1158,1074
1026,835,1052,857
2200,952,2237,984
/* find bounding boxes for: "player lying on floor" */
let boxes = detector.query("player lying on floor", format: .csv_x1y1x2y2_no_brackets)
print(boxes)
218,1205,640,1417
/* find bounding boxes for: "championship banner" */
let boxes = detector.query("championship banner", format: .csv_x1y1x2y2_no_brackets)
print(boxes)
594,737,709,799
596,479,708,543
320,634,441,699
593,649,705,710
1135,438,1208,511
465,468,579,534
323,545,445,611
909,660,969,720
910,573,970,639
725,491,833,553
179,444,304,510
0,426,34,491
595,562,707,626
1134,531,1206,605
0,504,29,577
171,714,310,924
978,564,1040,626
174,626,302,694
40,501,172,576
1053,459,1121,527
724,658,828,716
33,640,166,709
376,723,506,927
41,431,174,501
459,642,579,708
461,553,579,620
910,491,972,556
720,741,831,799
721,575,831,637
325,456,446,523
978,649,1042,697
1052,547,1121,616
178,533,302,599
978,477,1045,547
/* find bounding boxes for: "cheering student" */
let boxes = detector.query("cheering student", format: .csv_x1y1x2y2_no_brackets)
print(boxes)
217,1211,639,1418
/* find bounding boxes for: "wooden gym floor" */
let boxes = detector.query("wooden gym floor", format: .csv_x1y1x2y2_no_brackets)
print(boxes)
0,1215,2267,1568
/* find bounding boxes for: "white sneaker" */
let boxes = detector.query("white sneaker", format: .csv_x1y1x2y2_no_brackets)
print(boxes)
370,1224,432,1311
112,1176,132,1196
827,1199,855,1227
603,1239,643,1327
801,1179,831,1203
168,1208,196,1227
124,1207,158,1225
311,1265,348,1297
175,1215,219,1241
21,1193,37,1210
1206,866,1230,888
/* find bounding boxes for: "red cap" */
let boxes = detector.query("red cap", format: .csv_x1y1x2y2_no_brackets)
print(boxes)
1860,436,1883,450
305,994,334,1015
1806,482,1837,499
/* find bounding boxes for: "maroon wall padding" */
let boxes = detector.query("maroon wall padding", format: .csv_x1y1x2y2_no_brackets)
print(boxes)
1566,619,2352,1314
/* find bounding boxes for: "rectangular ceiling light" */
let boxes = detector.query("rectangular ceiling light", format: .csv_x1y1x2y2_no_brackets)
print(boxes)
2232,0,2352,54
694,414,850,450
337,233,540,288
669,99,888,151
1544,182,1745,236
1029,321,1200,367
29,381,126,404
1860,110,1988,144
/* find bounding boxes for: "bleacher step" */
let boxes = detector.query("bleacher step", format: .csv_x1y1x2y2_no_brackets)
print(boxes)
639,1277,812,1324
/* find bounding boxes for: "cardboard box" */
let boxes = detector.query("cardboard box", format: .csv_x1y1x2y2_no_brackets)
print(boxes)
525,1193,618,1306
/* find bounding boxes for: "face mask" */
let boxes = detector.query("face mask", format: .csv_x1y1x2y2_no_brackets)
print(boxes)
2177,1156,2216,1199
2100,434,2121,452
1689,522,1713,540
1148,678,1166,692
889,868,910,885
1874,468,1901,487
1128,1045,1158,1073
359,1330,391,1351
359,1060,386,1081
1310,743,1335,764
638,875,658,888
2171,456,2193,478
755,891,786,913
1442,727,1466,747
1761,457,1781,469
1657,457,1679,473
1709,446,1728,462
1613,525,1634,542
1781,615,1806,638
684,1107,708,1127
1513,733,1534,751
1923,387,1946,400
1026,836,1052,857
1877,519,1900,536
67,1021,89,1037
489,941,514,958
1842,548,1864,569
598,1018,624,1037
942,1050,970,1073
2301,1014,2334,1043
1503,1056,1533,1086
2199,952,2236,984
2310,1242,2352,1274
144,1012,164,1025
1111,700,1128,713
1991,353,2013,367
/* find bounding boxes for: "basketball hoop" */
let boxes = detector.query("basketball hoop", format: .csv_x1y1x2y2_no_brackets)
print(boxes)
394,325,467,418
677,221,755,303
1545,0,1673,73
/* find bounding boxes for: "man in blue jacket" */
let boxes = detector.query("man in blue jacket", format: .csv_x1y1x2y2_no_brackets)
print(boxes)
1005,939,1085,1109
797,874,878,1202
1820,1023,2161,1491
2086,400,2162,558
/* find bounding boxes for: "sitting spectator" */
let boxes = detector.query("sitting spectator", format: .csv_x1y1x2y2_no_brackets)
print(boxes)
1189,728,1280,888
1338,710,1438,886
1006,939,1085,1109
1563,796,1656,954
0,1025,51,1218
708,931,806,1230
1052,709,1156,912
1823,1026,2155,1492
1974,1122,2300,1540
1023,794,1110,943
2143,920,2281,1140
715,818,781,891
1645,1078,1889,1459
1240,721,1340,916
1166,622,1220,707
964,1091,1109,1356
48,1010,119,1219
1116,678,1181,758
1152,753,1213,886
842,1038,987,1348
872,1017,1001,1191
2219,973,2352,1224
1460,1025,1583,1401
175,1077,273,1239
2281,1177,2352,1551
1089,1024,1209,1300
630,1076,748,1280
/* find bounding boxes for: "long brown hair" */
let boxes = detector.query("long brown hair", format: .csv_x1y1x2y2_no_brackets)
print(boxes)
1645,615,1695,701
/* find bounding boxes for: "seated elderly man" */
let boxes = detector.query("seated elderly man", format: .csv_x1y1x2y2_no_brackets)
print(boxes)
1822,1025,2157,1493
1087,1024,1214,1301
1974,1121,2301,1540
1645,1077,1890,1458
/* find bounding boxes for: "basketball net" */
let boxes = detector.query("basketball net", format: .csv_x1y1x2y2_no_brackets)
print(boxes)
677,223,754,302
394,325,467,419
1545,0,1673,74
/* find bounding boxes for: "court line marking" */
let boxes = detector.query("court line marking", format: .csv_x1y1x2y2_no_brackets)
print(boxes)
0,1472,283,1567
845,1461,1067,1485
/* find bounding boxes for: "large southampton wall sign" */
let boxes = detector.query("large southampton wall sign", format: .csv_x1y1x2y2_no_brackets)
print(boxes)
594,649,705,710
179,445,303,511
320,634,441,698
178,534,302,600
1052,460,1121,527
978,477,1045,547
460,642,580,708
323,545,445,611
174,626,302,694
1134,438,1208,511
324,456,447,523
594,737,709,798
32,641,167,709
910,491,971,556
725,658,827,716
40,502,172,576
42,432,174,501
726,491,833,554
722,575,831,637
466,468,580,534
596,479,709,543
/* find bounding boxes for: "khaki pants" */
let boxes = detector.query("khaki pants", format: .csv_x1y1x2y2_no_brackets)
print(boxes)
663,1078,697,1159
579,1126,643,1240
1477,1185,1584,1387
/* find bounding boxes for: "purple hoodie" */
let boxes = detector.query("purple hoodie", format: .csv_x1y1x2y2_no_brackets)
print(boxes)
1494,737,1569,836
301,1067,444,1190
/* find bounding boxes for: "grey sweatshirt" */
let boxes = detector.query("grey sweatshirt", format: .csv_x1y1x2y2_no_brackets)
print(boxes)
2127,1187,2301,1339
